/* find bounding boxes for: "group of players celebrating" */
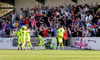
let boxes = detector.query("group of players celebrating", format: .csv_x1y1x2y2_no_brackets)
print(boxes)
14,25,65,50
14,25,32,50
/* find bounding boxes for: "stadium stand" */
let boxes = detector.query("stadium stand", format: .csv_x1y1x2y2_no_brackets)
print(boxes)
0,0,100,38
15,0,100,13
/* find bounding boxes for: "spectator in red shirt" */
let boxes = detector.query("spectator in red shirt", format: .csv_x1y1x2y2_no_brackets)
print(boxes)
21,17,26,25
25,19,29,24
53,11,56,17
42,27,48,37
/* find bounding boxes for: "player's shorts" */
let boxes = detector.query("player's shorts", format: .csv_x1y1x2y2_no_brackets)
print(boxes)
58,35,63,38
18,37,22,44
18,41,22,44
58,37,63,43
26,37,30,42
21,37,26,44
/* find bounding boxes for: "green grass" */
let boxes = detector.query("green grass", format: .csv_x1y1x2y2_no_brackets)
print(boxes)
0,50,100,60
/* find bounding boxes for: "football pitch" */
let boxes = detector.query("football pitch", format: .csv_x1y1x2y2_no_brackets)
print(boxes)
0,50,100,60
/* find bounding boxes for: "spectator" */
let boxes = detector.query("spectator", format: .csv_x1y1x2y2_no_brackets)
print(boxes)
30,27,35,37
88,27,95,37
82,27,88,37
2,20,6,30
53,27,57,37
19,8,25,20
63,27,68,46
14,20,19,28
89,13,93,21
0,21,2,30
67,27,72,37
5,21,12,37
0,29,2,37
30,17,36,29
22,17,26,25
42,27,48,37
48,28,54,37
97,19,100,26
96,28,100,37
0,4,100,37
1,29,6,37
11,11,16,24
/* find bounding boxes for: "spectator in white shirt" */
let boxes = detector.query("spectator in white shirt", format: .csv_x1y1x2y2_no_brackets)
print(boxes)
89,13,93,21
86,22,92,29
85,14,89,22
65,10,70,17
56,11,60,16
19,8,25,20
11,11,16,24
84,6,89,12
81,12,85,19
30,27,35,37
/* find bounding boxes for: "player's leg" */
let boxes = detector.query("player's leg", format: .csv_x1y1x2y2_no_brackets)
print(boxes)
58,37,64,49
22,42,25,49
42,43,46,49
38,45,41,49
22,38,26,50
50,43,53,49
26,38,29,49
38,42,45,49
18,42,20,50
29,43,33,49
58,37,61,49
27,42,29,49
54,37,58,49
38,42,41,49
18,37,21,50
28,37,32,48
61,43,64,49
27,42,32,49
61,37,64,49
26,37,29,48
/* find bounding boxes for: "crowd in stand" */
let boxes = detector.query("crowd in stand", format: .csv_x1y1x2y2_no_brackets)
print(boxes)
0,4,100,37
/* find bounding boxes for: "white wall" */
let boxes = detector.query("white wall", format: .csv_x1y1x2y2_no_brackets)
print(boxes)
15,0,100,13
15,0,38,13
